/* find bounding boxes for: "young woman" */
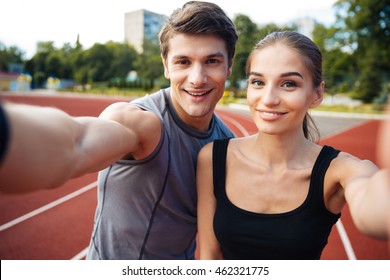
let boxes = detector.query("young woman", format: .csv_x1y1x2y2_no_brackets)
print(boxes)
196,31,390,260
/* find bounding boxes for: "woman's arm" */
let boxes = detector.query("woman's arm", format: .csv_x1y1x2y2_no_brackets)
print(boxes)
376,104,390,240
342,105,390,239
341,155,390,239
196,143,224,259
377,104,390,169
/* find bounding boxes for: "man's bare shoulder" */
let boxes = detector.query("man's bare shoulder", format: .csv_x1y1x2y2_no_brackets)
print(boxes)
100,102,159,127
100,102,140,118
100,101,162,159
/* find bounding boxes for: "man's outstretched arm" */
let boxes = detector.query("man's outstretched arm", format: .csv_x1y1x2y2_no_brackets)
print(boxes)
0,102,139,193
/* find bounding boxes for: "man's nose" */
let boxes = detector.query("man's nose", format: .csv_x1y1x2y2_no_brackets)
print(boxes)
188,64,207,86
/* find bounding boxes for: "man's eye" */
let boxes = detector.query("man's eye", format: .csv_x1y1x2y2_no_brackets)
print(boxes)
207,58,219,64
178,60,190,65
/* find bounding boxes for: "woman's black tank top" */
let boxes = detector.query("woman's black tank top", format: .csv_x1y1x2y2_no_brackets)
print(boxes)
212,138,341,260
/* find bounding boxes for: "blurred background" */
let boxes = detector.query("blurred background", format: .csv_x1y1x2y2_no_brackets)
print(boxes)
1,0,389,113
1,0,389,261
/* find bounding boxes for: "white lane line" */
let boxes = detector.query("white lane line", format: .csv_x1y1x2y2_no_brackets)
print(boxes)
71,246,89,260
0,181,97,232
336,220,357,260
221,114,251,137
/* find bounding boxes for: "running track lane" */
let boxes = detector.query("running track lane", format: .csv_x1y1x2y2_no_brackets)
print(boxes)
0,94,388,259
320,120,389,259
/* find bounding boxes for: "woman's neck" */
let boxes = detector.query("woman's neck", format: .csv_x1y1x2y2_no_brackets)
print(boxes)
252,131,319,169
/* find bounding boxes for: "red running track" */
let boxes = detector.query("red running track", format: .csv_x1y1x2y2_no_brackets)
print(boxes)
0,94,388,260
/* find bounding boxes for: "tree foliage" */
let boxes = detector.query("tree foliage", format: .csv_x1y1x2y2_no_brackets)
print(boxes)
230,14,259,91
0,42,24,72
133,38,164,90
2,0,389,102
21,40,139,88
333,0,390,102
312,24,358,94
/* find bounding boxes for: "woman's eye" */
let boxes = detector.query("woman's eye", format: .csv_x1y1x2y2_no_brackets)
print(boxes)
251,80,264,87
281,81,297,88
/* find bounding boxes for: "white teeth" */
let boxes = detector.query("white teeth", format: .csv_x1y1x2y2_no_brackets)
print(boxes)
262,112,281,116
187,90,209,96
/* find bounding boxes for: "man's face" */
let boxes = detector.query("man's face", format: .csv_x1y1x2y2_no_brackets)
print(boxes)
163,33,232,131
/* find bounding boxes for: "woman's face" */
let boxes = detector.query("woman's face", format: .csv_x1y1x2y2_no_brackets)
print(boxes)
246,43,323,137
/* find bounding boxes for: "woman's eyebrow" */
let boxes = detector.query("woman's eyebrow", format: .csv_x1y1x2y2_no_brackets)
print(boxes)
248,71,303,79
248,71,263,77
281,72,304,79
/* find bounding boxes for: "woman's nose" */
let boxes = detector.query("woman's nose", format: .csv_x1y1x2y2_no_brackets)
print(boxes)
261,86,280,106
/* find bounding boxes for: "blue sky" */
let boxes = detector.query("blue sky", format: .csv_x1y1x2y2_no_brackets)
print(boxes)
1,0,337,59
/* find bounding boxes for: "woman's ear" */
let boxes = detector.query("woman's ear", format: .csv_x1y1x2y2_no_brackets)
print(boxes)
310,81,325,108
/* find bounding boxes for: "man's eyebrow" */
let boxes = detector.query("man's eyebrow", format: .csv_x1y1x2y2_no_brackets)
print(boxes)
171,55,189,60
207,52,225,58
172,52,225,60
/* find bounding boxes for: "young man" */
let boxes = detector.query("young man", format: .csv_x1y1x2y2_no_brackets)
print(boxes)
0,1,238,259
87,1,237,260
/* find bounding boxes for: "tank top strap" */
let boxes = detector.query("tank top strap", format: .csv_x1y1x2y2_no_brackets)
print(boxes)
310,145,341,204
212,138,231,198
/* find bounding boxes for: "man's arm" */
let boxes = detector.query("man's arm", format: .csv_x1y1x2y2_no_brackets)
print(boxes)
0,102,153,193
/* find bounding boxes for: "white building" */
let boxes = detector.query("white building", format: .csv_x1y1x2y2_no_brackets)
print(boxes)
124,9,167,53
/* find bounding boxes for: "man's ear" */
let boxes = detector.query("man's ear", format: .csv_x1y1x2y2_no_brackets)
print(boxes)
310,81,325,108
227,59,234,77
162,55,170,79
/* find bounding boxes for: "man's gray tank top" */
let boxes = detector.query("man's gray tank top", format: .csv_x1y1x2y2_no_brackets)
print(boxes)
86,88,235,259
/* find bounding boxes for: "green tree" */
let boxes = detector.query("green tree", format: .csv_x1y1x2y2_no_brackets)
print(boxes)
25,41,56,88
45,51,64,78
74,66,89,87
0,43,24,72
230,14,259,93
67,42,85,85
106,41,138,81
36,41,56,54
33,71,46,88
134,38,164,90
82,43,114,82
353,42,384,102
334,0,390,102
60,42,80,79
312,23,357,94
